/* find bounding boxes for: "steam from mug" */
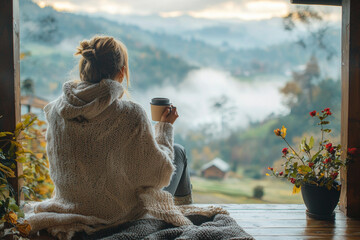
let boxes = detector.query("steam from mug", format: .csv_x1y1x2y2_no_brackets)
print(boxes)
150,98,171,121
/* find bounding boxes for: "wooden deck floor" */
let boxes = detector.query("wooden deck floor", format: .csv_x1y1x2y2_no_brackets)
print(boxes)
32,204,360,239
204,204,360,240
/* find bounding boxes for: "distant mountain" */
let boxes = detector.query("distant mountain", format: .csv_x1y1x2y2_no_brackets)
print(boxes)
19,0,195,98
19,0,341,99
88,12,341,79
101,13,301,49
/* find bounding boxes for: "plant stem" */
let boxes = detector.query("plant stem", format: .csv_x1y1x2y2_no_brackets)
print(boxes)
320,123,324,151
282,137,306,165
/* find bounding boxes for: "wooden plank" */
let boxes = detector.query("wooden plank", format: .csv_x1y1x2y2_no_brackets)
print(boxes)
195,203,307,210
228,212,347,220
291,0,342,6
28,204,360,238
245,227,360,236
0,0,22,203
234,219,360,228
340,0,360,218
254,237,360,240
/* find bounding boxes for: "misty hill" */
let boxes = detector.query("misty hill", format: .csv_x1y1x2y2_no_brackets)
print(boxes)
20,0,195,97
99,12,341,76
103,13,300,49
20,0,340,99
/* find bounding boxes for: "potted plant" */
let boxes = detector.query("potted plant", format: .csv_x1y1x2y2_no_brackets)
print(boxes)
268,108,358,220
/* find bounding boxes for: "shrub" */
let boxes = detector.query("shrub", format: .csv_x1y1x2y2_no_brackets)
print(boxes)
253,185,264,199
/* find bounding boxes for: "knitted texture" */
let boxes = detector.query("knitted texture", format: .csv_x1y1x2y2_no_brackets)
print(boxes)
25,79,226,239
85,214,254,240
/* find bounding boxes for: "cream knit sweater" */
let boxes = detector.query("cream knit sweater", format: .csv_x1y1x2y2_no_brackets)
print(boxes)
25,79,227,240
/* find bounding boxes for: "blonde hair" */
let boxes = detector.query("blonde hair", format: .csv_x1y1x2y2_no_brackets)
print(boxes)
75,36,130,87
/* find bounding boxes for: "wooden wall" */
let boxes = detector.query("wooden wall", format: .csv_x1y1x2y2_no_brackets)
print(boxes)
0,0,22,203
202,166,227,179
340,0,360,218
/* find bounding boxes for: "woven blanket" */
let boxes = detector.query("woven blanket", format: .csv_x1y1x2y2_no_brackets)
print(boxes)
77,214,254,240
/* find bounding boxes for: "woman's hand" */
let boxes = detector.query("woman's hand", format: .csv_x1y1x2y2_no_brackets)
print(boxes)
160,105,179,124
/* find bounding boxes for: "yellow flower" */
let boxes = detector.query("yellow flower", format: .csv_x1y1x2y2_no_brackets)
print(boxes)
274,128,281,136
16,220,32,237
281,126,287,138
4,211,18,224
292,186,301,194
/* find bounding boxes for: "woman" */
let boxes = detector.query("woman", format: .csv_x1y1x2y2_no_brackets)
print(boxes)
25,36,202,239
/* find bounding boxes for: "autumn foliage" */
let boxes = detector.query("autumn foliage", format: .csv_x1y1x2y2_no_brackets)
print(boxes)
0,114,53,238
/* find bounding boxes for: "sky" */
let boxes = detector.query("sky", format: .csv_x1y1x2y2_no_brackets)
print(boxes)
32,0,341,21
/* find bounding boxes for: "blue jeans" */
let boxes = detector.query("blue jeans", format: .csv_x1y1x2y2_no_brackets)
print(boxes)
163,144,192,197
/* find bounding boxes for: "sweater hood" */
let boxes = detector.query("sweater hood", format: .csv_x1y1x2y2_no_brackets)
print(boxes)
57,79,124,121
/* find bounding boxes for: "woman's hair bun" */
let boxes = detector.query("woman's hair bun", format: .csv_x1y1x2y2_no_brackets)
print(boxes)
75,40,96,62
75,36,130,84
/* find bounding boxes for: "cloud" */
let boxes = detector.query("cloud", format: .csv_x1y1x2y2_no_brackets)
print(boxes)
33,0,290,20
188,1,289,20
34,0,228,14
131,68,288,132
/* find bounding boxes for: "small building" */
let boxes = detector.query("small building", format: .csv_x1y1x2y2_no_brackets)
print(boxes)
21,95,49,113
201,158,230,179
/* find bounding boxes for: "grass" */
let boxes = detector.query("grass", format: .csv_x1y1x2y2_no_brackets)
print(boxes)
191,176,303,204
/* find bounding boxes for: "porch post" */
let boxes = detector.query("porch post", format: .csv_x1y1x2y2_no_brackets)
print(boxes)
340,0,360,217
0,0,22,204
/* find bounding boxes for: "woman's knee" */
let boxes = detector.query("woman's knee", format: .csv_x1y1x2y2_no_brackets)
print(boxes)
174,143,187,164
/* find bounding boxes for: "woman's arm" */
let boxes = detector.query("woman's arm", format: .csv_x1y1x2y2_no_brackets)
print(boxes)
127,103,176,189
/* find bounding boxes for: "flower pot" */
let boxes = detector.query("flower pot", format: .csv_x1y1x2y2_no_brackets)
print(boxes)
301,182,340,220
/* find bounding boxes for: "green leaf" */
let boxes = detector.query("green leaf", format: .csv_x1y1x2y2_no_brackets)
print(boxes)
9,203,19,212
300,137,306,151
311,150,321,162
294,162,298,169
17,208,24,218
0,132,13,137
299,165,312,173
309,136,314,149
16,156,27,163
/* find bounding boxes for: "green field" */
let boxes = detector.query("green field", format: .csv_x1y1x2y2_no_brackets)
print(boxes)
191,176,303,204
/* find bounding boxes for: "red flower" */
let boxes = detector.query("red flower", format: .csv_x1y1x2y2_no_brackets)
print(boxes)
321,108,332,115
325,143,332,150
331,172,339,179
309,110,316,117
329,147,336,154
290,178,296,184
308,162,314,168
348,148,358,155
324,158,331,164
279,171,283,176
268,167,273,171
282,148,288,155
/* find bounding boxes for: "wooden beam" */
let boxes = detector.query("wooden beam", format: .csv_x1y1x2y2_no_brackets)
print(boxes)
291,0,342,6
340,0,360,218
0,0,22,204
